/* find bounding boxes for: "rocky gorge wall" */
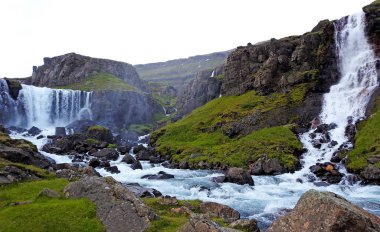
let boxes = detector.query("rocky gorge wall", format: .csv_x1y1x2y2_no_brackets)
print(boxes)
29,53,149,92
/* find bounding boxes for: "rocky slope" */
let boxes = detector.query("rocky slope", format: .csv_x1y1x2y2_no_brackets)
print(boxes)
135,51,231,90
29,53,148,92
176,65,224,115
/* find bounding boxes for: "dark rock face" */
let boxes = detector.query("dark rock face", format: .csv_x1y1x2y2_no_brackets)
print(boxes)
91,90,162,131
55,127,66,136
66,120,97,134
4,78,22,100
221,20,339,129
229,219,260,232
364,2,380,57
27,126,42,136
125,183,162,198
267,189,380,232
224,168,254,186
200,201,240,223
30,53,148,91
176,65,224,115
361,165,380,184
93,149,119,161
64,176,157,232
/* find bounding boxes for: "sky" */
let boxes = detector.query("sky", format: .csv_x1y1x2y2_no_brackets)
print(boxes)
0,0,374,78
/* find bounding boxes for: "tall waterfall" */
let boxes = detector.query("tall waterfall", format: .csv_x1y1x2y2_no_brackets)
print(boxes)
0,79,92,129
297,11,379,181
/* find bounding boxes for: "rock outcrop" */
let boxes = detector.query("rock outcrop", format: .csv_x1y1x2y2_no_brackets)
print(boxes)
178,214,241,232
64,176,157,232
177,65,223,115
30,53,148,91
267,189,380,232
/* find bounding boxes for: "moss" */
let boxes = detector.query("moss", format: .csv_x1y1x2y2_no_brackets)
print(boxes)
152,88,303,169
88,125,108,132
85,138,100,144
0,158,55,180
347,95,380,172
143,198,202,232
0,179,104,232
290,83,309,104
213,74,225,80
56,72,137,92
0,132,37,152
107,143,117,148
370,0,380,5
128,124,153,135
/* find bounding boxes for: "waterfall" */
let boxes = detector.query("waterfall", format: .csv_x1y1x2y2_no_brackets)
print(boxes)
297,11,379,181
0,80,93,129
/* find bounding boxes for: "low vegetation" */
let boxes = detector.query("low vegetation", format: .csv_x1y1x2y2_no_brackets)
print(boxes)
0,179,105,232
56,72,137,92
151,85,305,169
143,198,202,232
347,95,380,172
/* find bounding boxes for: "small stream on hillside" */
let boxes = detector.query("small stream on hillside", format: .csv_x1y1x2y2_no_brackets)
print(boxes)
3,10,380,230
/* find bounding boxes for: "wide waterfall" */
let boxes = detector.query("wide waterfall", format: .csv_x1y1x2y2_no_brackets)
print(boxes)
0,79,92,129
296,11,379,181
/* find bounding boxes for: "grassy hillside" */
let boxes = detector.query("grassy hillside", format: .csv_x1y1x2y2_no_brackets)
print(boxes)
135,51,231,89
56,72,137,92
151,86,306,170
347,94,380,172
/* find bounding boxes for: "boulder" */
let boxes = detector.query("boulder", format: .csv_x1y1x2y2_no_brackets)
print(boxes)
309,162,344,184
141,171,174,180
56,166,100,181
89,158,101,168
0,144,51,169
250,157,289,175
224,168,254,186
135,148,155,161
66,119,97,134
267,189,380,232
63,176,157,232
87,125,114,143
124,183,162,198
105,166,120,174
361,165,380,184
27,126,42,136
93,148,119,161
229,219,260,232
0,165,42,184
38,188,60,198
121,154,136,164
200,202,240,223
178,214,241,232
117,144,131,154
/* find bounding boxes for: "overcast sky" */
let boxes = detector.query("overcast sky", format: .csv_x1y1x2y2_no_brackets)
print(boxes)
0,0,374,78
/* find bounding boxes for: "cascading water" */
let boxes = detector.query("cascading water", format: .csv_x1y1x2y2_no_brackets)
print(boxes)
296,11,379,182
0,80,93,129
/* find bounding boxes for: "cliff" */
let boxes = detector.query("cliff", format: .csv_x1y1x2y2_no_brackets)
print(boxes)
176,65,224,115
30,53,149,92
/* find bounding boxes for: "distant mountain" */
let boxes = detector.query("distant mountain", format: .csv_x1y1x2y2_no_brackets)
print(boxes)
135,50,232,90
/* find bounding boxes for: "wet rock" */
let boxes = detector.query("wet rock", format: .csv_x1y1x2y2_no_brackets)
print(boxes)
309,162,343,184
315,123,329,134
93,148,119,161
178,161,189,169
36,135,44,140
141,171,174,180
64,176,157,232
135,147,155,161
38,188,60,198
229,219,260,232
89,158,101,168
345,174,362,185
130,160,142,170
28,126,42,136
345,124,356,142
313,181,330,187
250,157,288,175
124,183,162,198
66,119,97,134
117,144,131,154
311,139,322,149
361,165,380,184
212,175,226,183
329,140,338,147
267,189,380,232
87,125,114,143
224,167,254,186
55,127,66,136
200,201,240,223
121,154,136,164
105,166,120,174
133,144,145,154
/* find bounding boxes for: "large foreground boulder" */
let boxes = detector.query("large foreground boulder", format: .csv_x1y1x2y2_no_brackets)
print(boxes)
178,214,241,232
64,176,157,232
267,189,380,232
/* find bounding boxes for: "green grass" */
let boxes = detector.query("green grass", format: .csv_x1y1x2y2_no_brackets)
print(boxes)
143,198,202,232
107,143,117,148
0,179,105,232
128,124,153,135
56,72,137,92
347,96,380,172
152,87,304,169
88,125,108,132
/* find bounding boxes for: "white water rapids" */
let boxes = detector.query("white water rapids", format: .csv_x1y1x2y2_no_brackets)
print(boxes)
5,11,380,229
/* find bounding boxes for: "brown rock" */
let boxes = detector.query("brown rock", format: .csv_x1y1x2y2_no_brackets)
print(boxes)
201,202,240,223
178,214,242,232
229,219,260,232
267,189,380,232
224,168,254,186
